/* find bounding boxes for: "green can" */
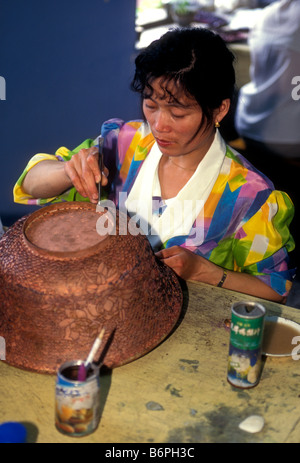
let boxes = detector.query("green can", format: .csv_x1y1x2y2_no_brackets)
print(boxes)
227,301,266,388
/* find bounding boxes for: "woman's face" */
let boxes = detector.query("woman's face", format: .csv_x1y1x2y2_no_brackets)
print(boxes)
142,78,214,158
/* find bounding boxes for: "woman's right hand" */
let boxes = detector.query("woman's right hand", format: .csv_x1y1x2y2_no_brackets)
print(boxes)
64,146,109,203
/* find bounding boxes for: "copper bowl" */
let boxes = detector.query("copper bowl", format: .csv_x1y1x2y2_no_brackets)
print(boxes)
0,202,183,374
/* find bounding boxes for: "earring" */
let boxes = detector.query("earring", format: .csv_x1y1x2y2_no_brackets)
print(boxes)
215,121,220,128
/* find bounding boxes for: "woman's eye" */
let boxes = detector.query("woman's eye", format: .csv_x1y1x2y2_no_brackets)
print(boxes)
145,103,156,111
172,113,185,119
144,99,156,108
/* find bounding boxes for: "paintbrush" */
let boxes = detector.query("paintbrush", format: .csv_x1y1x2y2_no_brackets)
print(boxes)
78,327,105,382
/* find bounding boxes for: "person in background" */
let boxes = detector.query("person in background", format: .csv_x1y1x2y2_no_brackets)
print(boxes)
14,27,295,303
235,0,300,268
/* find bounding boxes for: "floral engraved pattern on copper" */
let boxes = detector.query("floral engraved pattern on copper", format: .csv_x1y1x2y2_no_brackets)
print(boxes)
58,261,132,342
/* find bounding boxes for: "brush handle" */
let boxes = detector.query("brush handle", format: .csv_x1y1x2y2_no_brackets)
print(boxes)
84,328,105,367
85,339,101,366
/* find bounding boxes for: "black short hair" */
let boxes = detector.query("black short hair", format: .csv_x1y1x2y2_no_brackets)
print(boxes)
131,27,236,126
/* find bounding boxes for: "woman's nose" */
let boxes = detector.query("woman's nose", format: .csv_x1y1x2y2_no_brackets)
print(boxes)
153,110,170,133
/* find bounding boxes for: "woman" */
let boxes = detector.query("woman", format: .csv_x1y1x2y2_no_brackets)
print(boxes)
14,27,295,302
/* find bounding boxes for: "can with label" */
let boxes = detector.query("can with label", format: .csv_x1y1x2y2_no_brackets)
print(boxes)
55,360,101,437
227,301,266,389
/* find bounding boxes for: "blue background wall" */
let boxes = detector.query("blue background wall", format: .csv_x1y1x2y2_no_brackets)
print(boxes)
0,0,140,225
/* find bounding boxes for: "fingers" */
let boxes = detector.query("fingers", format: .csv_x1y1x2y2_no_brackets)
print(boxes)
86,147,101,183
64,147,109,203
64,161,89,198
155,247,184,275
155,246,198,280
156,246,217,282
86,148,109,187
155,246,182,260
101,166,109,184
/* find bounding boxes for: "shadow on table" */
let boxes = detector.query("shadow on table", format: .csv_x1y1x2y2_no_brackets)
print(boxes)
98,366,113,422
167,277,189,336
21,421,39,443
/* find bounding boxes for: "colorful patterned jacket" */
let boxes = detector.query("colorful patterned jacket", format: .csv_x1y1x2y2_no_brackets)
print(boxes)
14,119,295,296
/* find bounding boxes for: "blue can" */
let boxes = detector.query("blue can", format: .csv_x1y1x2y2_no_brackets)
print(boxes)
55,360,101,437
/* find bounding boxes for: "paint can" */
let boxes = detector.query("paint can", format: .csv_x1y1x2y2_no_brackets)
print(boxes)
55,360,101,437
227,301,266,389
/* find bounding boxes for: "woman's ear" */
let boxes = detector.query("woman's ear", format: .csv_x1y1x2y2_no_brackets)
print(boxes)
214,98,231,126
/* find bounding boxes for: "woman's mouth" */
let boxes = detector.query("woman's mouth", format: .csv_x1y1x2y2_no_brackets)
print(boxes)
156,138,173,147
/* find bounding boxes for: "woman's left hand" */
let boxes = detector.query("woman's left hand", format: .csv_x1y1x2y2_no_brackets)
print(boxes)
155,245,223,284
155,246,285,303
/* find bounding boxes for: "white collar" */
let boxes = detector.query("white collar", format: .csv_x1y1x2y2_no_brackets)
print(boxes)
126,130,226,249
